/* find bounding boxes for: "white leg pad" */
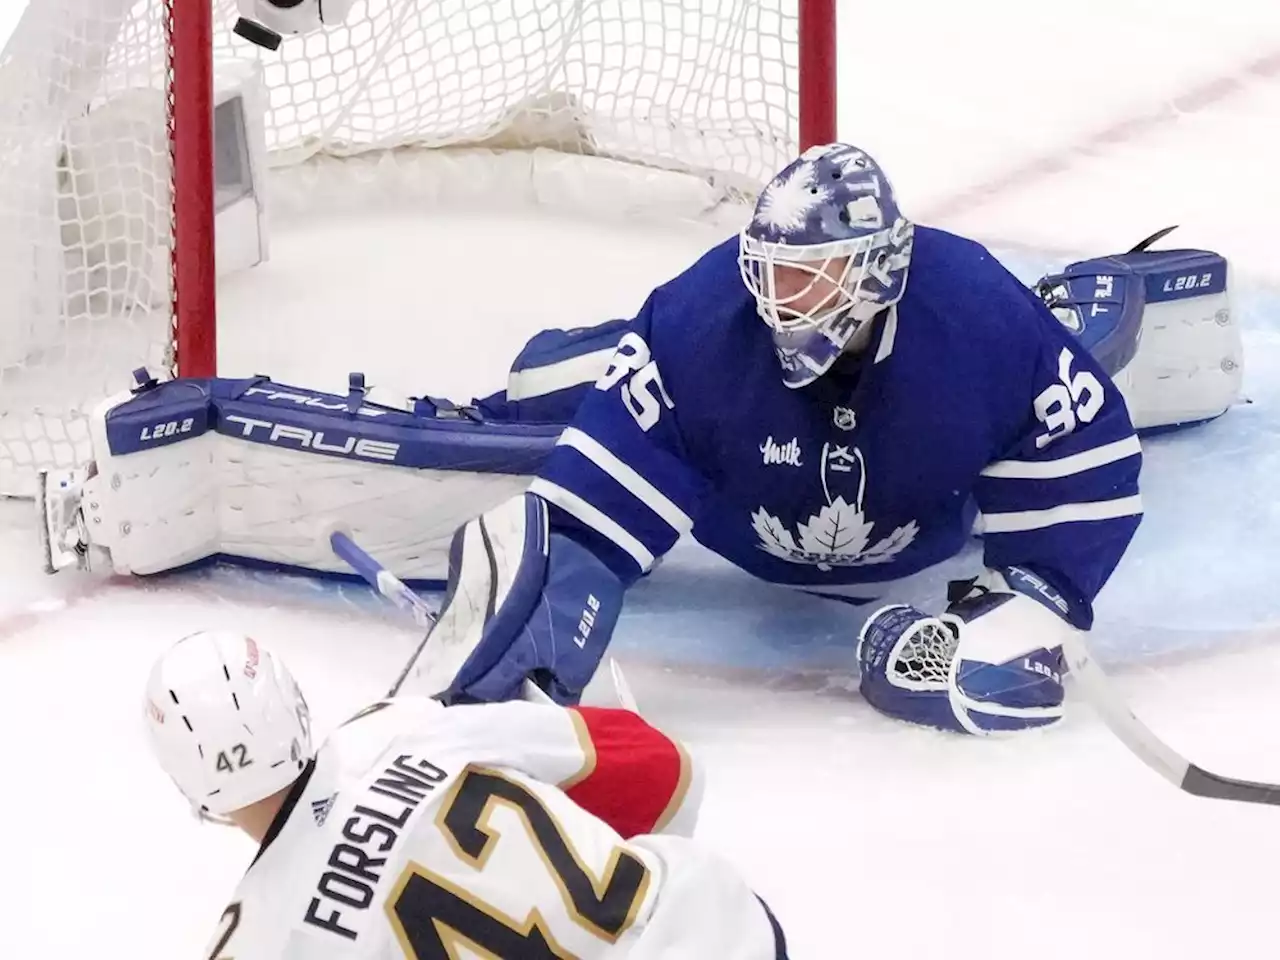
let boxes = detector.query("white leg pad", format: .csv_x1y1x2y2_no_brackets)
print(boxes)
71,375,560,582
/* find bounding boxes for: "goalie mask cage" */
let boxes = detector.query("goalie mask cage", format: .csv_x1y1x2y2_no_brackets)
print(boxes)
0,0,837,497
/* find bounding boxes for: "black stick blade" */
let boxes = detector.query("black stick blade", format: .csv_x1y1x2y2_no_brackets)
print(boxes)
1181,764,1280,806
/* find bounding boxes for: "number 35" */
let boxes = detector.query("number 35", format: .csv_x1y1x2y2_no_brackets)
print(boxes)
596,333,675,432
1033,348,1104,449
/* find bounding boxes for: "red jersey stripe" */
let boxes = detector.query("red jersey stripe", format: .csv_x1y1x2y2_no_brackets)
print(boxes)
560,707,689,839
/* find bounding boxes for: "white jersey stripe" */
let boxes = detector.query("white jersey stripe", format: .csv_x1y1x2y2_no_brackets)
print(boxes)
980,494,1144,534
980,435,1142,480
507,348,618,400
556,428,695,536
529,478,657,571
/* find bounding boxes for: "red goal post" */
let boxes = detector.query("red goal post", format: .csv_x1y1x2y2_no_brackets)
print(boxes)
0,0,837,496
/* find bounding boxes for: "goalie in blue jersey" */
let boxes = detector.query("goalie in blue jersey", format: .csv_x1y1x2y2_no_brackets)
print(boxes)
415,142,1241,735
425,142,1149,735
41,143,1240,737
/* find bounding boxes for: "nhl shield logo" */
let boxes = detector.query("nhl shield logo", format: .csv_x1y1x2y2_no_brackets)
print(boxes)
833,406,857,431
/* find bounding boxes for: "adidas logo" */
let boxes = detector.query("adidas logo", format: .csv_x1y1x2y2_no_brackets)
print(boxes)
311,794,336,826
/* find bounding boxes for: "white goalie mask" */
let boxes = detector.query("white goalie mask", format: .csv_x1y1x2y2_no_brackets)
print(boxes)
739,143,914,388
143,631,313,819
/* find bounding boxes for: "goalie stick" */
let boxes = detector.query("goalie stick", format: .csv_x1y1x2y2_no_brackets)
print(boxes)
328,530,550,701
1060,630,1280,806
329,531,637,710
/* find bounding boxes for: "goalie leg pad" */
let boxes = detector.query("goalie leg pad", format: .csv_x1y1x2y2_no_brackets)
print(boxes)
1035,234,1241,431
410,492,625,706
63,372,560,583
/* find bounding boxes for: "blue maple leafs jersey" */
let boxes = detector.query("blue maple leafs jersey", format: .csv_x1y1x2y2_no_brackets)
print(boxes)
530,227,1142,628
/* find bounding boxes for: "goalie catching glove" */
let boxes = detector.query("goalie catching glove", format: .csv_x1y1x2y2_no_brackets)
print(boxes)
856,566,1073,735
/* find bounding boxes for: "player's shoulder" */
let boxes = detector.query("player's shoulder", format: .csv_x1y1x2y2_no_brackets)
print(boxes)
643,236,756,345
206,761,357,960
637,235,776,390
902,225,1060,356
909,226,1043,318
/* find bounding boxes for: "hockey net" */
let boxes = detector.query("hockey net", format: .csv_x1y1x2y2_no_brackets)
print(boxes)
0,0,834,496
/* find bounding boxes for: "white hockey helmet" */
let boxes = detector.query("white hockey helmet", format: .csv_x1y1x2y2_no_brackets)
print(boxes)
143,631,313,818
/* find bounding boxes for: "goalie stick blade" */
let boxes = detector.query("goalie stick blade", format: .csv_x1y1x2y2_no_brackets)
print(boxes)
1127,224,1180,253
1180,765,1280,807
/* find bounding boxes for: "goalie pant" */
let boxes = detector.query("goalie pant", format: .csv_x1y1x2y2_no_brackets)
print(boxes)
200,696,788,960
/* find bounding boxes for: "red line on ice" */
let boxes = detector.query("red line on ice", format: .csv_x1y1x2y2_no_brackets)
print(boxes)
922,47,1280,223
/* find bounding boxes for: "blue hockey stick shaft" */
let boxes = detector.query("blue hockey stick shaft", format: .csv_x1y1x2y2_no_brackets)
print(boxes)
329,531,439,695
330,530,438,631
329,530,552,703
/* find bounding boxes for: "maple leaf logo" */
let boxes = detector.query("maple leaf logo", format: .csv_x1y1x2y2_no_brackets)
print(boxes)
796,498,873,557
752,498,918,571
751,508,800,556
754,160,829,235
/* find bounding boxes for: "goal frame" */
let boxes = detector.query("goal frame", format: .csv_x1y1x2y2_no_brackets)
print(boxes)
169,0,838,379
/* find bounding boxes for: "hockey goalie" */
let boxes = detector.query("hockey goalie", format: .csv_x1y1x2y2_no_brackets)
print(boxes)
41,142,1242,738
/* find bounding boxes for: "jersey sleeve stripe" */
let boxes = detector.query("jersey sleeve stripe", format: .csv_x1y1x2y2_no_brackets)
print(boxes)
980,435,1142,480
559,707,598,790
980,493,1144,534
560,707,689,839
556,427,694,535
507,347,619,401
650,739,695,834
530,478,657,570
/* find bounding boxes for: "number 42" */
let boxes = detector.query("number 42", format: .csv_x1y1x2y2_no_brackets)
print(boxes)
215,743,253,774
1033,348,1105,449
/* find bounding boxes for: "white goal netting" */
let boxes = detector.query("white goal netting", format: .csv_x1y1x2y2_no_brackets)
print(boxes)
0,0,805,496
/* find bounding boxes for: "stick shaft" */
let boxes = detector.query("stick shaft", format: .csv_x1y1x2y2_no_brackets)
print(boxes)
1062,630,1280,806
329,531,437,694
330,530,550,702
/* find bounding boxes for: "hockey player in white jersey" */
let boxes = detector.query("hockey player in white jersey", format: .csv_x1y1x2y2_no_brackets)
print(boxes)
145,631,788,960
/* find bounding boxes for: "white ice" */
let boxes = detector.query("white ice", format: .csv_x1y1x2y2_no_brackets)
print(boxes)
4,2,1280,958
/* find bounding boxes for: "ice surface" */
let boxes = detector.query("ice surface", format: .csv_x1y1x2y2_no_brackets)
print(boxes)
3,1,1280,958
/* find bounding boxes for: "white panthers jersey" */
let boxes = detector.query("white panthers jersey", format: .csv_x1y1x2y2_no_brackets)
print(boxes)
202,697,782,960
